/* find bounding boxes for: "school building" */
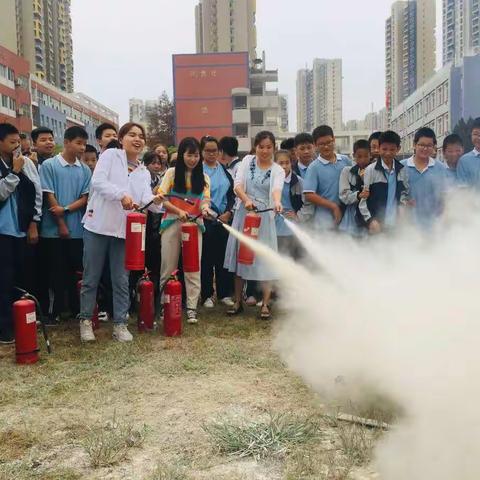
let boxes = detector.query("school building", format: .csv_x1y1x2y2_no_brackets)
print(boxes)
390,53,480,155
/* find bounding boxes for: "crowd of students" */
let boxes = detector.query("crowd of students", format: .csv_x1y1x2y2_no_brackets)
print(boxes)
0,116,479,344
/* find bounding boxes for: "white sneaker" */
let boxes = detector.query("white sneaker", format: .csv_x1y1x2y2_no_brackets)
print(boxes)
186,309,198,324
112,324,133,342
203,297,215,308
98,311,109,322
245,296,257,306
80,320,96,342
221,297,235,307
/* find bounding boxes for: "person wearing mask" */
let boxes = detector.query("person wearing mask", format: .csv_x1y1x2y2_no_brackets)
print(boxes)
78,123,162,343
0,123,42,343
200,136,235,308
224,131,284,320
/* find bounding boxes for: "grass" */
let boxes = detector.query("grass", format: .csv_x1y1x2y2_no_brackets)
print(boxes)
146,461,190,480
203,412,320,460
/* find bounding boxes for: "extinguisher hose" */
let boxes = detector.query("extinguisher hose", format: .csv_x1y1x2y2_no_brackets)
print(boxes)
14,287,52,354
137,195,195,214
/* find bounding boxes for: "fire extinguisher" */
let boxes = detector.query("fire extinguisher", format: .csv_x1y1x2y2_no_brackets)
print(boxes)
13,289,51,365
77,273,99,330
238,212,262,265
125,211,147,271
181,222,200,273
137,271,154,332
163,272,182,337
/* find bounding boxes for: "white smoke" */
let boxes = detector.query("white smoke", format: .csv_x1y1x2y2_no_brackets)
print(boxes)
226,191,480,479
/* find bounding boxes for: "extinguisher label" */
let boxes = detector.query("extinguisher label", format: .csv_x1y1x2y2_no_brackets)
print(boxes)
164,294,170,303
26,311,37,324
141,225,146,252
131,222,142,233
181,232,190,242
251,227,259,236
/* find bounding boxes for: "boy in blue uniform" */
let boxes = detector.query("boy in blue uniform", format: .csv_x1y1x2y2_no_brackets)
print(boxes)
293,133,315,178
0,123,42,343
457,117,480,188
303,125,351,230
40,126,91,323
442,134,464,183
401,127,447,230
359,131,409,234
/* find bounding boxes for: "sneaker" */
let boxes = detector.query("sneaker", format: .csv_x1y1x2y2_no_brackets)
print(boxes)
80,320,96,342
245,296,257,307
203,297,215,308
112,324,133,342
220,297,235,307
186,309,198,324
98,311,109,322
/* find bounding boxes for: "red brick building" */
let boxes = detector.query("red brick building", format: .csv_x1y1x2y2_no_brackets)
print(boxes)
0,45,32,133
173,52,249,143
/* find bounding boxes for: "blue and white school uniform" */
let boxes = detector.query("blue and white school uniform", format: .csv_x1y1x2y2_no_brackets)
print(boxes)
457,149,480,189
275,176,294,238
303,154,352,230
224,155,285,281
401,156,447,230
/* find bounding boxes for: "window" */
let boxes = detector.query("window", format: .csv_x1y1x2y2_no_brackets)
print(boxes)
233,124,248,137
9,98,16,111
250,83,263,96
1,95,8,108
233,96,247,109
251,110,264,126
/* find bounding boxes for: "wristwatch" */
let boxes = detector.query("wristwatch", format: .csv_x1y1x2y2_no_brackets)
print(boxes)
64,205,70,214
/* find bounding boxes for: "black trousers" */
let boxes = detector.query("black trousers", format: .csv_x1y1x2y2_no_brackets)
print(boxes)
201,221,233,301
41,238,83,317
0,235,26,340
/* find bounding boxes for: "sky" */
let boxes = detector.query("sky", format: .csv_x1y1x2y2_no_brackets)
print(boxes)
71,0,443,130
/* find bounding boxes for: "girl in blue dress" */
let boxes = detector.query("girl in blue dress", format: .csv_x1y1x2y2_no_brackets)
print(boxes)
224,131,284,319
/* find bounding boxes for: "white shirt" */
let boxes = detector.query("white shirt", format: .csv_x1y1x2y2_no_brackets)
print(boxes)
405,156,435,174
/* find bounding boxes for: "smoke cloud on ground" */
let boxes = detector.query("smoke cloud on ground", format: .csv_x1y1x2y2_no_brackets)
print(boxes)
225,193,480,479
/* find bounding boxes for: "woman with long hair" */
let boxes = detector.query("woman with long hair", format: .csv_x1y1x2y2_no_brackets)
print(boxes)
224,131,284,319
157,137,211,324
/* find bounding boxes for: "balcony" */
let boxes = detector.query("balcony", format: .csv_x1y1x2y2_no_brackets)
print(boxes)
250,95,279,110
232,108,250,124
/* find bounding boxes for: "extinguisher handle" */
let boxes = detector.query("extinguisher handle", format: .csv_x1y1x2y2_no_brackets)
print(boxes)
166,194,195,205
253,207,274,214
137,200,154,213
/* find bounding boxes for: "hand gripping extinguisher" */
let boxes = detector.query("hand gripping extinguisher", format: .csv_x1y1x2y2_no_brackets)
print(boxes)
125,211,147,271
163,271,182,337
13,288,51,365
238,212,262,265
137,271,155,333
181,222,200,273
76,272,99,330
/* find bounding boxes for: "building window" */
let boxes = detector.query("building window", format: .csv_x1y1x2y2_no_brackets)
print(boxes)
233,96,247,109
1,95,8,108
233,124,248,137
251,110,264,126
250,83,263,96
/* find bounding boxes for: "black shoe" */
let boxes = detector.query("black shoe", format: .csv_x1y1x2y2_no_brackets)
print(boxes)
0,334,15,345
44,315,60,327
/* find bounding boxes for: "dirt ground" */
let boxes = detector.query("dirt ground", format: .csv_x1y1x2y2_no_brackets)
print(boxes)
0,307,382,480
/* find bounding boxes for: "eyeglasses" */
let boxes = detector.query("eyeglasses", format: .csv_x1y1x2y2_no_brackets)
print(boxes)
317,141,334,148
416,143,435,149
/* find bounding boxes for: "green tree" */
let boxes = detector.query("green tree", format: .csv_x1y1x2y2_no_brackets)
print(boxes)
453,117,474,152
145,91,175,148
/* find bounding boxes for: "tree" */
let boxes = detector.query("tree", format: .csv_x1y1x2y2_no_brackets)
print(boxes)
453,117,474,152
145,91,175,148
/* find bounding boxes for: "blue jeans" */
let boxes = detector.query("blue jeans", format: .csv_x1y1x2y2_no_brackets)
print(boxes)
79,229,129,325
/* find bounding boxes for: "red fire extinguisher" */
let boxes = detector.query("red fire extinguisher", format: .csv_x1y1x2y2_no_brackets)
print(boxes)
238,212,262,265
137,271,154,333
125,212,147,271
163,272,182,337
14,298,39,364
77,274,99,330
181,222,200,273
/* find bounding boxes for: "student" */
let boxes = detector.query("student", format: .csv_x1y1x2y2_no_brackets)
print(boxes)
280,138,297,169
224,131,284,319
39,126,92,323
31,126,55,165
219,136,241,179
95,123,118,154
153,143,170,171
293,133,315,178
457,117,480,189
82,144,99,173
0,123,42,343
200,136,235,308
368,131,382,162
400,127,447,230
20,133,31,156
79,122,162,342
442,134,464,183
303,125,352,230
338,139,371,237
158,137,211,325
274,149,304,257
359,130,409,234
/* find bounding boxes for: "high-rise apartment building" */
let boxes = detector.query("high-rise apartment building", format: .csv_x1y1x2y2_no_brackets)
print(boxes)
195,0,257,61
443,0,480,65
296,60,342,132
129,98,146,125
386,0,436,112
1,0,74,92
279,94,289,133
296,68,314,133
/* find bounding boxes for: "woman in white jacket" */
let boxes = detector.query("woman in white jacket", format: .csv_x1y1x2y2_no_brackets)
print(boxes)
79,123,162,342
224,131,284,319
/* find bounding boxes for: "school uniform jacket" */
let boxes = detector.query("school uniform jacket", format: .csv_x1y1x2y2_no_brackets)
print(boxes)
358,158,409,225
